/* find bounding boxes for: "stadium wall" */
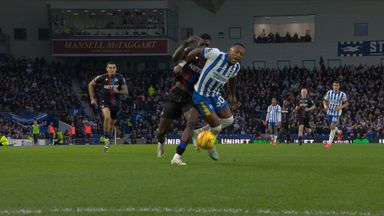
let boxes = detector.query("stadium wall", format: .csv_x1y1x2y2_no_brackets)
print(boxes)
1,0,384,67
175,0,384,67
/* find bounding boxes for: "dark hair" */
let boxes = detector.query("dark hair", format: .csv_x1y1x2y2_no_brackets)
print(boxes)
333,80,340,84
200,33,212,41
232,43,245,48
106,61,117,67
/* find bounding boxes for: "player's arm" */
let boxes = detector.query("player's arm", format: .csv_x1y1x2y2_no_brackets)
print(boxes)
88,78,97,105
336,100,349,111
117,84,128,95
323,100,329,113
266,106,270,122
173,47,204,75
114,76,128,95
293,104,299,113
305,101,316,112
323,91,329,112
172,35,202,62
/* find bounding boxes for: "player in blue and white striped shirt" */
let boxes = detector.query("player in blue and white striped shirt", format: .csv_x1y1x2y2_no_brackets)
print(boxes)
181,43,246,160
266,98,282,145
323,81,349,148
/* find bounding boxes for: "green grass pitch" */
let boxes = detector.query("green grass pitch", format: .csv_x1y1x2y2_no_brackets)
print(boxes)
0,144,384,216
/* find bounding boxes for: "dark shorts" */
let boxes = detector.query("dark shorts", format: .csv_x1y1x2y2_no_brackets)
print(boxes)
297,116,311,128
161,87,194,119
100,100,118,119
33,134,38,143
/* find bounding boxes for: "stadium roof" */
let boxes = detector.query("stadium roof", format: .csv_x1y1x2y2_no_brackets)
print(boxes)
191,0,226,13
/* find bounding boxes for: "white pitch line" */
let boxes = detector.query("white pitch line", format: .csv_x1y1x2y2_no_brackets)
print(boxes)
0,207,377,215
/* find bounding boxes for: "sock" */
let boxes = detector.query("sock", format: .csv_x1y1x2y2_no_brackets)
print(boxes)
221,116,234,129
104,132,110,139
274,135,278,143
194,125,210,135
335,127,340,134
328,129,336,144
176,141,188,155
270,135,274,141
172,153,181,161
210,125,222,136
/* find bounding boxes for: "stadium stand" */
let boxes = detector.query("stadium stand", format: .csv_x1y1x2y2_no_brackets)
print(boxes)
1,58,383,141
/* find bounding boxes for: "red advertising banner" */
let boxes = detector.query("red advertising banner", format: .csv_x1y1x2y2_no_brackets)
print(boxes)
52,39,168,56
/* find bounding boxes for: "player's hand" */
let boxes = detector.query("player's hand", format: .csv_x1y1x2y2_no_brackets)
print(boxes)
335,106,342,111
305,108,310,112
324,106,328,112
173,65,183,74
113,86,120,93
228,95,238,110
90,98,97,106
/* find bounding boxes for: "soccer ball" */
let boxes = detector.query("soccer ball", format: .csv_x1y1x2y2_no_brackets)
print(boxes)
196,131,216,149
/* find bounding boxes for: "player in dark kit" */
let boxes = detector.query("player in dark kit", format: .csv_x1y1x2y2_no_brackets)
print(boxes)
156,34,212,165
294,88,316,145
280,99,292,143
88,61,128,152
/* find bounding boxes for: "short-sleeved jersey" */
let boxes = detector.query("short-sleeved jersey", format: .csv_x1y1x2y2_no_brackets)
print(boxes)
296,97,314,118
266,104,282,123
93,73,126,107
324,90,347,116
194,48,241,97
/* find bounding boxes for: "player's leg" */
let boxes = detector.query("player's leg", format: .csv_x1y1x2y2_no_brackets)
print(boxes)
50,133,54,145
273,124,279,144
192,92,222,134
215,95,234,129
267,124,274,144
157,100,180,158
110,119,116,142
171,106,199,165
193,97,233,137
156,117,173,157
298,122,304,145
109,109,118,137
192,93,221,160
33,134,37,145
326,116,339,148
102,107,112,152
304,118,314,139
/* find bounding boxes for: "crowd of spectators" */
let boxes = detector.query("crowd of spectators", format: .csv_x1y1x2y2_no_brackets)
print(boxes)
77,62,384,140
0,57,81,113
1,57,383,141
53,9,165,37
254,30,312,43
234,65,384,139
0,118,29,139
